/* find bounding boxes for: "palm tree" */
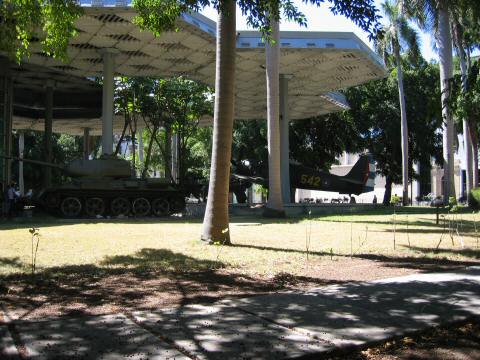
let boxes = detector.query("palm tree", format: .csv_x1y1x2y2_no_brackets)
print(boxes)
452,15,473,201
451,2,480,194
264,13,285,217
201,0,236,244
406,0,456,204
376,0,420,206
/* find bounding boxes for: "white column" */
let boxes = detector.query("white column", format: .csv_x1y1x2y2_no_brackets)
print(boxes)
265,14,284,214
100,48,118,156
171,133,179,183
280,74,292,203
44,81,54,188
18,131,24,195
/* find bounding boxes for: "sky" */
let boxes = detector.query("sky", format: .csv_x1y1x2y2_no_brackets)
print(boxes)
201,0,438,62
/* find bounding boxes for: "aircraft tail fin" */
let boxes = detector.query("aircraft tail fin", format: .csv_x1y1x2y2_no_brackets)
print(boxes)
345,154,376,192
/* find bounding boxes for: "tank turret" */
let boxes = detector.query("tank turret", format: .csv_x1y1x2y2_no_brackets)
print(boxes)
2,155,186,218
3,155,132,179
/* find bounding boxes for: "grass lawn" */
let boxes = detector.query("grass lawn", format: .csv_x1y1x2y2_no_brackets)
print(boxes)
1,207,480,318
1,208,479,276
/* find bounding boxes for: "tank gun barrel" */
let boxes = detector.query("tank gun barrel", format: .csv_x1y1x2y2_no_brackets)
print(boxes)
2,155,133,178
0,155,66,171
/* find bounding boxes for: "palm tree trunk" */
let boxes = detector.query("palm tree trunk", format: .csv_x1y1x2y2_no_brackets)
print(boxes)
201,0,236,244
394,43,409,206
464,120,473,197
472,126,479,188
454,22,473,201
437,5,455,204
263,14,285,217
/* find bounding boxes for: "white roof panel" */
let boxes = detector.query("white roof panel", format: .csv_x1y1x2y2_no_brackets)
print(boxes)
16,2,385,133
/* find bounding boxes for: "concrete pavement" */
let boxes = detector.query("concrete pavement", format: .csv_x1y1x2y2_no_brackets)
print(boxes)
2,267,480,359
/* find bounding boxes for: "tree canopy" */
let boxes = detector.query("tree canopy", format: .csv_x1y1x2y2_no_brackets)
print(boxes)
0,0,82,62
133,0,382,40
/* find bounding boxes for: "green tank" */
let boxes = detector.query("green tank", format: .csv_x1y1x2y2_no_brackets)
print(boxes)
5,156,185,218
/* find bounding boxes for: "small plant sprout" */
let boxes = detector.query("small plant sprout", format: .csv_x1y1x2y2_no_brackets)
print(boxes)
474,211,479,249
305,210,312,262
29,228,41,277
392,208,396,250
211,228,229,269
350,221,353,258
455,214,465,249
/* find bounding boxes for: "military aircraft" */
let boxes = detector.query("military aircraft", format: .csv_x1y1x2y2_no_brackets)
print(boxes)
230,153,376,202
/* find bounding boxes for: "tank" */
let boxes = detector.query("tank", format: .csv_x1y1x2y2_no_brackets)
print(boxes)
4,156,186,218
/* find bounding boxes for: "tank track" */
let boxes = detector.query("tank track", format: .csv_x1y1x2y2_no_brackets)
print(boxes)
40,189,186,218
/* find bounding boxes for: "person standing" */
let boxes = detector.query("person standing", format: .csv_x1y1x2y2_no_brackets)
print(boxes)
7,182,16,218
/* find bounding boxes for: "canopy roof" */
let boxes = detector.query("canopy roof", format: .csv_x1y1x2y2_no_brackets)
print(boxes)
12,1,385,134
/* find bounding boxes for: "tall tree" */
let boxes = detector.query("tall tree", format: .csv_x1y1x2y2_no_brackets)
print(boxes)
450,60,480,194
451,1,480,191
201,0,237,243
452,15,473,200
344,62,442,204
376,0,420,205
407,0,458,203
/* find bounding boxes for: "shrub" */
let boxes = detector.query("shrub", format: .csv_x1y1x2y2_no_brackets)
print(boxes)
470,188,480,209
390,195,401,206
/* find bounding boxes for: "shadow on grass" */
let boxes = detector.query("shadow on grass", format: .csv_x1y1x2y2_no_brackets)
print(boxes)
405,245,480,260
0,247,345,322
0,256,24,269
229,243,480,271
100,248,223,272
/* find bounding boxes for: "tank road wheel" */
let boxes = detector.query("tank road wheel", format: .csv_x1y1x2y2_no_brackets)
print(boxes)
151,198,170,217
111,197,130,216
169,196,186,214
85,197,105,217
60,197,82,218
133,197,151,217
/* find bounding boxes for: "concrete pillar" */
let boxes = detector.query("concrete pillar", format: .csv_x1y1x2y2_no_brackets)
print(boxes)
83,128,90,160
44,81,53,188
280,74,292,204
264,14,284,214
138,127,144,162
3,75,13,188
100,48,118,156
18,131,24,195
171,132,179,183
